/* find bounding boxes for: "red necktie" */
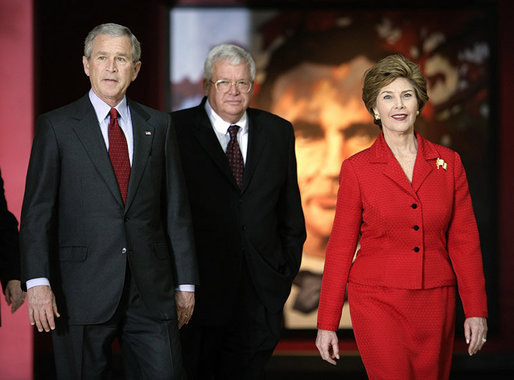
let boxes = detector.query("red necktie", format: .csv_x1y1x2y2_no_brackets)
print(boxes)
226,125,244,189
108,108,130,203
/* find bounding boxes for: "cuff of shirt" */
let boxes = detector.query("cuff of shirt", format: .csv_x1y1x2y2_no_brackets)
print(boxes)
176,284,195,292
27,277,51,289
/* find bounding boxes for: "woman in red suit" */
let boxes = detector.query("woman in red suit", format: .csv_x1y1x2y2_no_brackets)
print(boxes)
315,54,488,379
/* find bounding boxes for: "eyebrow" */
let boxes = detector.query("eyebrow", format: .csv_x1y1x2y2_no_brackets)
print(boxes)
342,122,379,139
216,78,251,82
293,120,378,139
95,51,130,57
380,89,414,95
293,121,324,138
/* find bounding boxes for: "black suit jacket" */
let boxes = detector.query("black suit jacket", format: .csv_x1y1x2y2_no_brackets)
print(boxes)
172,98,305,325
20,94,198,325
0,169,20,297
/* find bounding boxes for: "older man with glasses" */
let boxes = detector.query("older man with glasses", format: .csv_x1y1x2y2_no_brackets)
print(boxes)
171,44,306,380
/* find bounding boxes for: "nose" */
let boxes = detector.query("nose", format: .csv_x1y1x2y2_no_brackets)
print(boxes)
106,58,117,72
227,81,240,95
395,97,405,109
320,133,345,179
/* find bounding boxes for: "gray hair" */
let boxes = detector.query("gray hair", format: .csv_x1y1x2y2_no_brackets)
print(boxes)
203,44,256,81
84,23,141,63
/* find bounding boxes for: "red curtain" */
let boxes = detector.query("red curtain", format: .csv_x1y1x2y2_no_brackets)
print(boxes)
0,0,34,378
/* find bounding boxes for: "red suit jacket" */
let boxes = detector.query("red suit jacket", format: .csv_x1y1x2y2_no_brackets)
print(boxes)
318,132,488,331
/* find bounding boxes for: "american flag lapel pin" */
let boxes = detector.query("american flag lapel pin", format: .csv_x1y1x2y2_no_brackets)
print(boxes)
436,158,447,170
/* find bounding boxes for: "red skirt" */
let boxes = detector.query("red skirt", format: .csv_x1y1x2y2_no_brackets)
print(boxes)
348,283,456,380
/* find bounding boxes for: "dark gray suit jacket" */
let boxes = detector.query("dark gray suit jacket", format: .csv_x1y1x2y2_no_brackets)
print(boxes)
20,94,198,325
172,98,305,325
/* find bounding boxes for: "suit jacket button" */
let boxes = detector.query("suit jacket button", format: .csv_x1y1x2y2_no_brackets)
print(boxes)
413,247,420,253
241,225,247,231
411,203,418,209
413,225,420,231
121,248,127,254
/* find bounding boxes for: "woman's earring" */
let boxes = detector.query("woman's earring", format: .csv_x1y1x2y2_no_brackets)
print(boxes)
374,113,381,121
416,110,420,116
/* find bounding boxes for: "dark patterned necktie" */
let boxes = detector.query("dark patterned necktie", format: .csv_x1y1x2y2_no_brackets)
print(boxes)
108,108,130,203
226,125,244,189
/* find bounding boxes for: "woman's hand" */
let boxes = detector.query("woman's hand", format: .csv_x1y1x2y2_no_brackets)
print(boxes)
316,329,340,365
464,317,488,356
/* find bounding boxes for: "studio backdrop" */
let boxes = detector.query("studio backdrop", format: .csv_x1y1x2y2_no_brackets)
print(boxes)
169,5,497,333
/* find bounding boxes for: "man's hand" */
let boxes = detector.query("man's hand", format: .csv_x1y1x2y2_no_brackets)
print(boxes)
175,290,194,329
27,285,60,332
4,280,25,313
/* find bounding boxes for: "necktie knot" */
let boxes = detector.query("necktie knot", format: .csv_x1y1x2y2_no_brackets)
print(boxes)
228,124,240,138
109,108,119,121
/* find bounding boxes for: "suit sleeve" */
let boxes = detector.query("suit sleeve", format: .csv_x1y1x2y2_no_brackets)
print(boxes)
278,124,306,277
164,114,199,286
317,159,362,331
0,170,20,292
19,115,60,288
447,152,488,318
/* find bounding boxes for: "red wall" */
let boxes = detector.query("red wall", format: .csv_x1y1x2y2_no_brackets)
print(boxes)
0,0,34,378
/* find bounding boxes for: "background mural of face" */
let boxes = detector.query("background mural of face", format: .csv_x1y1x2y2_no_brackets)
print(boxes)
169,7,493,330
270,56,379,259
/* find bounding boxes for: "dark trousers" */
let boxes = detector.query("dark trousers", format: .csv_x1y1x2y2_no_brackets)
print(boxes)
51,272,183,380
180,273,281,380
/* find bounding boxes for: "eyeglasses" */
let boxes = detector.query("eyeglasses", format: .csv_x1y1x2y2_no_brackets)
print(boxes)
210,79,253,94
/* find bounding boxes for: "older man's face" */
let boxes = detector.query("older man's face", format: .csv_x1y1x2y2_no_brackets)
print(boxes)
205,60,253,124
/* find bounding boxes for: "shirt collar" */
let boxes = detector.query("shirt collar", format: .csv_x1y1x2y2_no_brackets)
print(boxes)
204,98,248,135
88,89,129,124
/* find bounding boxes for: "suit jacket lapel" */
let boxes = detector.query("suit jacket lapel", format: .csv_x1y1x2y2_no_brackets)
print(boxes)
192,103,240,189
411,133,438,192
71,95,123,205
370,133,414,198
242,109,265,192
373,132,439,197
125,100,154,211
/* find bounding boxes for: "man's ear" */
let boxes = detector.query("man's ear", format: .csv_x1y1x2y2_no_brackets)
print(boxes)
82,56,90,77
202,79,210,96
131,61,142,82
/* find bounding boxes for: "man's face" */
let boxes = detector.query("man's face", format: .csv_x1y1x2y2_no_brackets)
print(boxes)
271,57,378,252
205,60,252,124
83,34,141,107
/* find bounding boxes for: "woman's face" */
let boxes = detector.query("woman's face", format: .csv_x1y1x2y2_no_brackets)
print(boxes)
271,58,378,254
373,77,419,136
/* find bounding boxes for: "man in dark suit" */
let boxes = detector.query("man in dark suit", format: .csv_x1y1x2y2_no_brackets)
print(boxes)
172,44,306,379
0,169,25,325
20,23,197,379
